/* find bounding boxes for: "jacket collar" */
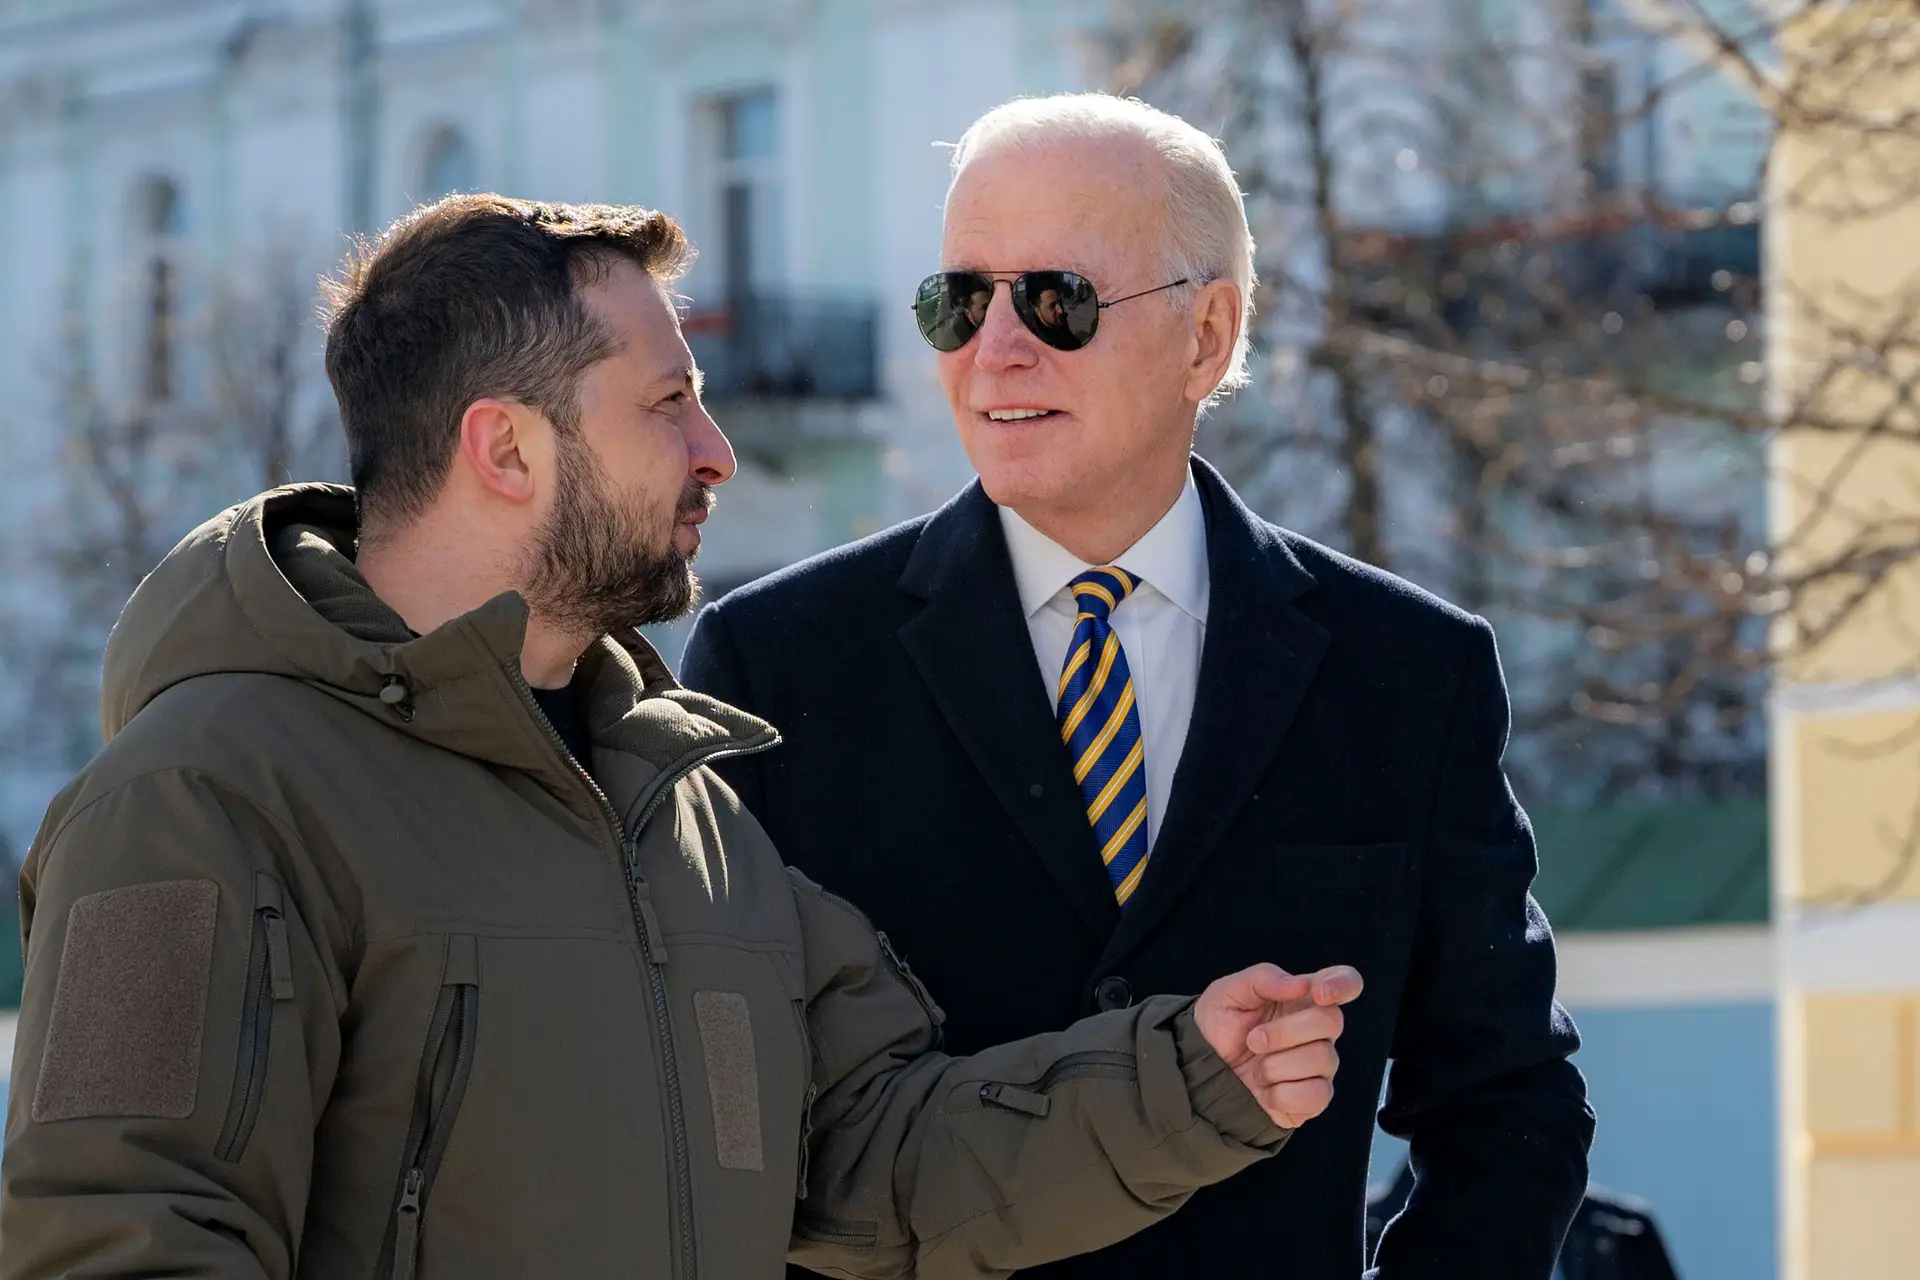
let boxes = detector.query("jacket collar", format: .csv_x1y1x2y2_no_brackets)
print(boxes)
105,484,776,820
996,470,1210,624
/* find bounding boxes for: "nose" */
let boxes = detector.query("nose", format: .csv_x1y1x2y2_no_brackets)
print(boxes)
971,279,1039,373
684,400,736,486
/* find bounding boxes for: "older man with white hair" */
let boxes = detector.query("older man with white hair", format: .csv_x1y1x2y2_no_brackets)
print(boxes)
685,93,1593,1279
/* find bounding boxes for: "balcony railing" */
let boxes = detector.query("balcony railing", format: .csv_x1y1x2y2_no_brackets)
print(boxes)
683,292,878,402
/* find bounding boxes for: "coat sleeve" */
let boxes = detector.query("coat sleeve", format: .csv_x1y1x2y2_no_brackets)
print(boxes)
785,870,1287,1280
1371,618,1595,1279
680,600,768,815
2,769,346,1280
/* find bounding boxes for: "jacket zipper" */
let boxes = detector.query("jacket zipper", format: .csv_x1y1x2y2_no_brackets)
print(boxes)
978,1051,1139,1118
619,740,775,1280
215,872,296,1162
875,929,945,1049
1034,1050,1137,1092
792,999,816,1200
815,888,946,1049
379,937,481,1280
509,664,774,1280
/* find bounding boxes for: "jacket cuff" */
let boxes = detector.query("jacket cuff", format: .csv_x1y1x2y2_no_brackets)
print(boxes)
1172,1002,1292,1150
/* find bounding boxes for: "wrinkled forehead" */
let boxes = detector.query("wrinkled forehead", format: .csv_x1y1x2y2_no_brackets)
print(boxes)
940,136,1167,278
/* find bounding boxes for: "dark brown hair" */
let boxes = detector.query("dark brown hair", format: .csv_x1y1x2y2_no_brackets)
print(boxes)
321,194,693,529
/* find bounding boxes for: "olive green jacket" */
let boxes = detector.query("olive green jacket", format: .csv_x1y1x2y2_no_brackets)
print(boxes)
2,485,1285,1279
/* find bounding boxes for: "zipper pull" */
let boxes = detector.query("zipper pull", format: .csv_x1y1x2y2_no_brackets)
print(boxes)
393,1167,424,1280
979,1082,1052,1118
263,909,295,1001
632,879,669,967
796,1081,817,1200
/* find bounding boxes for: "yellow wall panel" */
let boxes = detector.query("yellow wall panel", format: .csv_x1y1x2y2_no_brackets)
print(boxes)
1802,996,1906,1136
1774,6,1920,1276
1806,1157,1920,1280
1790,710,1920,903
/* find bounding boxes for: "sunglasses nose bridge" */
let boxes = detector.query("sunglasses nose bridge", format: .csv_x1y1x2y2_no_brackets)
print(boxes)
971,277,1039,355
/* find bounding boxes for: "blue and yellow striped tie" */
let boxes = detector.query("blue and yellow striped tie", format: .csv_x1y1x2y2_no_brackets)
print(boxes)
1056,567,1150,904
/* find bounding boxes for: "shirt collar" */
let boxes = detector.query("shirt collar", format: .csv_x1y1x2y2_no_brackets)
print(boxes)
997,470,1210,624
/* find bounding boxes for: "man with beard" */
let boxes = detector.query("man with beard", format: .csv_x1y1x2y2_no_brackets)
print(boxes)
1,194,1362,1280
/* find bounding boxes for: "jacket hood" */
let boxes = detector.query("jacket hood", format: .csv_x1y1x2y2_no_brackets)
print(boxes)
100,484,775,775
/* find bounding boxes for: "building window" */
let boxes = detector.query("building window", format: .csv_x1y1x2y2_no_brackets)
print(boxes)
134,176,185,404
420,126,478,199
711,89,783,304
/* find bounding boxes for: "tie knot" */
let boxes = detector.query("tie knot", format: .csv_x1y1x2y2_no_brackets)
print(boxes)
1070,567,1138,621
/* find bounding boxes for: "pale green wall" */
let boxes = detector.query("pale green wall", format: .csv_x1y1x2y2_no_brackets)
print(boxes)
605,14,662,203
0,137,12,386
62,101,95,388
500,5,527,194
211,62,238,248
802,0,875,293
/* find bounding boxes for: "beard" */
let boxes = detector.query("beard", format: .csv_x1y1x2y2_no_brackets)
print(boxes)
519,436,712,640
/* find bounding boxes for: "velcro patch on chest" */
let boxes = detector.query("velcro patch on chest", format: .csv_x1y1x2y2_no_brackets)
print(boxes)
693,990,764,1171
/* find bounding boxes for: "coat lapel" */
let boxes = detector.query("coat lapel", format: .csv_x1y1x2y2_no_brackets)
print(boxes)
897,484,1122,942
1098,458,1330,971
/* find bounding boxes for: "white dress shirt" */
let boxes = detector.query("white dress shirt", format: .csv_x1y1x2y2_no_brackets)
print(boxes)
998,473,1210,850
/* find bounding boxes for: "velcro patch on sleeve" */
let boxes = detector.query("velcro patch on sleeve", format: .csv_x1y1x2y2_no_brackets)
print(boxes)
33,878,221,1123
693,990,764,1171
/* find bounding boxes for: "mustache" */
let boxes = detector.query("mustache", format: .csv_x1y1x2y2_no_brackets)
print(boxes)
676,482,715,522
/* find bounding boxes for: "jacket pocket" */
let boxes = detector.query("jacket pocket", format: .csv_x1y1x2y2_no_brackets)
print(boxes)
818,887,948,1050
976,1051,1139,1118
875,930,946,1049
379,935,481,1280
214,872,296,1162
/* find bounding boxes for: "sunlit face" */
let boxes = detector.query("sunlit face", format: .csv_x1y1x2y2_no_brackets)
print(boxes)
938,137,1201,528
518,259,736,636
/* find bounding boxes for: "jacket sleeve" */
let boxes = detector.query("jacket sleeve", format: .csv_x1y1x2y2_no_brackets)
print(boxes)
2,769,346,1280
1371,618,1595,1279
680,600,768,814
785,870,1286,1280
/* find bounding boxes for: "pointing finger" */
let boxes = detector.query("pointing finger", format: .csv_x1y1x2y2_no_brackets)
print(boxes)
1311,965,1364,1007
1241,963,1311,1009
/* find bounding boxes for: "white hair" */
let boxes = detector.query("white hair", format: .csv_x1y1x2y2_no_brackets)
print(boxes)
947,93,1257,398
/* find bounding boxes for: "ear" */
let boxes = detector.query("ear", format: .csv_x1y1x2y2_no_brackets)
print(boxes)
1182,278,1243,405
455,398,544,504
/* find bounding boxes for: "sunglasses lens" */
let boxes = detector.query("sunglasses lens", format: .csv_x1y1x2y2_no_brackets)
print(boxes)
915,273,992,352
1016,271,1099,350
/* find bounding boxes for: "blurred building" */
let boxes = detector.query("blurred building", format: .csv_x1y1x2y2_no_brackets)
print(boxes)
0,3,1805,1275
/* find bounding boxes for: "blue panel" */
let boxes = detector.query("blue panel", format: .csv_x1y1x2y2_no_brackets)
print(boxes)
1369,1002,1776,1280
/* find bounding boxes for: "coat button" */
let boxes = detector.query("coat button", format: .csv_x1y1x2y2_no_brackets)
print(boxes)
1094,976,1133,1012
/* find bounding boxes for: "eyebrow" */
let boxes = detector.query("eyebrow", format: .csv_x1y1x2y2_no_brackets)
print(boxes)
648,363,705,398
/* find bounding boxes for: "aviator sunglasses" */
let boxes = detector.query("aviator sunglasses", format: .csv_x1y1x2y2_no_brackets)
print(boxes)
912,270,1190,353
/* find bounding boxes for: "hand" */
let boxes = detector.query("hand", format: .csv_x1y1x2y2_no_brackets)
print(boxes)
1194,962,1364,1130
